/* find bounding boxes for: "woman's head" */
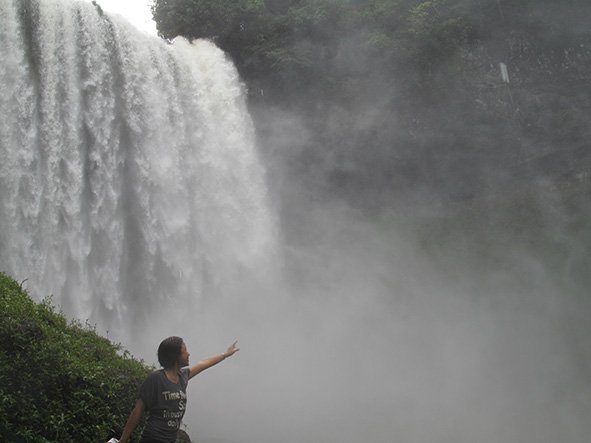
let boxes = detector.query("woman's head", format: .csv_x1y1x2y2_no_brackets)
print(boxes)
157,336,185,369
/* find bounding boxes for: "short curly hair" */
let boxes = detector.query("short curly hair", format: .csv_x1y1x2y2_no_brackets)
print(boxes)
157,336,184,369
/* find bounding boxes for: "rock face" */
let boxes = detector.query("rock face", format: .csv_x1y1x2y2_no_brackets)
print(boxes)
151,0,591,207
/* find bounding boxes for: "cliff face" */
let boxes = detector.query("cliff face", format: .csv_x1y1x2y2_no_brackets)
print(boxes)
152,2,591,186
213,1,591,209
152,0,591,247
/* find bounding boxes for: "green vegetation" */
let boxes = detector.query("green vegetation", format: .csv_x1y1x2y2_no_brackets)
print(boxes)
152,0,591,209
0,272,150,442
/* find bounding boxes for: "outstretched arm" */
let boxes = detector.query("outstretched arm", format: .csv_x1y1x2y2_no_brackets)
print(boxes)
188,341,239,379
119,398,145,443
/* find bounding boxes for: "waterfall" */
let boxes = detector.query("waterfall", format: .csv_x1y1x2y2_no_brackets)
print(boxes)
0,0,277,337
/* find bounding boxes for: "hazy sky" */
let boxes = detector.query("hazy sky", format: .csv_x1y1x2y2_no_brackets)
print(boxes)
84,0,156,35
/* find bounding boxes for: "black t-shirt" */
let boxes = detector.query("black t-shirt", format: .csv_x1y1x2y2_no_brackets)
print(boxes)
139,367,190,443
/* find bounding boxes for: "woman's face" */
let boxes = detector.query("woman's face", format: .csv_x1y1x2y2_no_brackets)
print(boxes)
178,342,190,367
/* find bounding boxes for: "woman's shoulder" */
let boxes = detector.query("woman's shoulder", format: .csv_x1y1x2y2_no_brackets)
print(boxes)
146,368,165,382
140,369,165,393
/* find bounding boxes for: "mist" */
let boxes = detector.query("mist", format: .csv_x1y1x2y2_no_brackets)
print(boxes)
168,192,589,443
171,2,591,442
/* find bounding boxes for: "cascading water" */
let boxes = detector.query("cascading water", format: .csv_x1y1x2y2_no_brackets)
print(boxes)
0,0,277,339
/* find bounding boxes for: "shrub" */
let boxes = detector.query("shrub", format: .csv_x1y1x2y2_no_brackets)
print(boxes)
0,272,150,442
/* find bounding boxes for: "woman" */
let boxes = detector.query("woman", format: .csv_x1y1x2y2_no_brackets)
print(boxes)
119,337,239,443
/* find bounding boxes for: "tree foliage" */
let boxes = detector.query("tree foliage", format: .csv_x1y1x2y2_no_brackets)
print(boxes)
151,0,478,100
0,272,150,442
152,0,591,207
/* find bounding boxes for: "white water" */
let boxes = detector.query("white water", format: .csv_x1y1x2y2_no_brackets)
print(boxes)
0,0,277,339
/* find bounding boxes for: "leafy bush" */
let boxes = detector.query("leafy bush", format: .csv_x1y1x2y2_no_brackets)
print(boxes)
0,272,150,442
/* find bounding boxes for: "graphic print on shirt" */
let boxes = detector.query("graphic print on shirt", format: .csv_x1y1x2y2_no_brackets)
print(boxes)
162,389,187,428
